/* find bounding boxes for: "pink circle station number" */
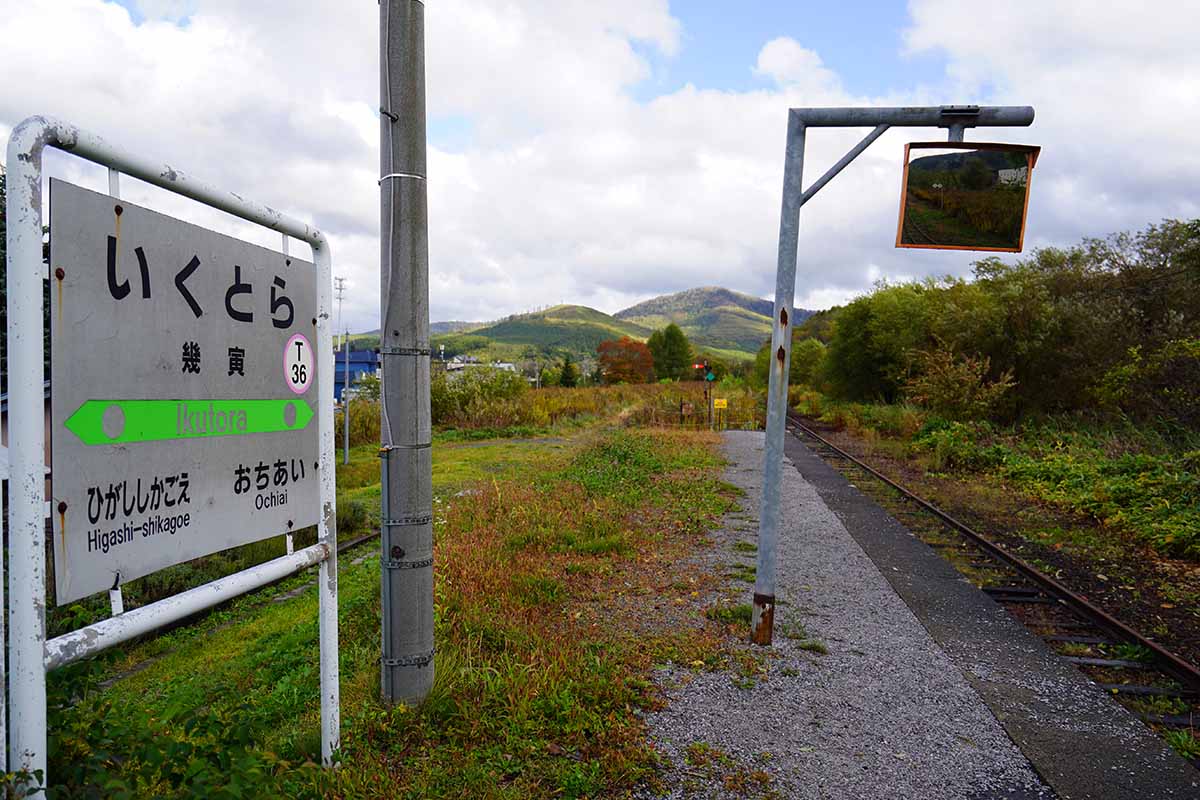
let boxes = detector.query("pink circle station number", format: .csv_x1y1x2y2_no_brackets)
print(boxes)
284,333,314,395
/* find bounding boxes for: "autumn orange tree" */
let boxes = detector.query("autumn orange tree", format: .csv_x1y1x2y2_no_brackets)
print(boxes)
597,336,655,384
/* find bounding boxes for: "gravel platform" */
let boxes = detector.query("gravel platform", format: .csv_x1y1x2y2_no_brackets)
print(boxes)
637,431,1051,799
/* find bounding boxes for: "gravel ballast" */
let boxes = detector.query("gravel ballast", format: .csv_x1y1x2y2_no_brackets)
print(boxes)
637,431,1052,799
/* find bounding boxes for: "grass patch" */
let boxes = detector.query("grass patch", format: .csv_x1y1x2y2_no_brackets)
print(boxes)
796,639,829,655
1125,695,1190,716
1164,729,1200,761
511,575,566,607
779,621,808,640
732,541,757,553
705,604,753,625
726,564,756,584
685,741,731,769
1103,642,1155,663
681,741,777,799
796,390,1200,559
45,425,736,798
1058,642,1093,657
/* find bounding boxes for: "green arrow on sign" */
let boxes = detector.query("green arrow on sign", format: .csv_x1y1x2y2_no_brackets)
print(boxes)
64,399,314,446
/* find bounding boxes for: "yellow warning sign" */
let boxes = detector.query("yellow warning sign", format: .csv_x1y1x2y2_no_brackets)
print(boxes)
713,398,728,409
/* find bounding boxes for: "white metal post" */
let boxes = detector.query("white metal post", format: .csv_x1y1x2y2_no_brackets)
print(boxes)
5,114,341,781
0,444,7,774
313,243,341,765
6,119,51,780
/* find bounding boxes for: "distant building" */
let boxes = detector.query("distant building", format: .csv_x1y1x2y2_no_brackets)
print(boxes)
333,350,380,401
444,355,476,372
998,166,1028,186
444,358,517,379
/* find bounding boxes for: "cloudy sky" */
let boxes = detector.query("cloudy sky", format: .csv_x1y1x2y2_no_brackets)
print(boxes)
3,0,1198,332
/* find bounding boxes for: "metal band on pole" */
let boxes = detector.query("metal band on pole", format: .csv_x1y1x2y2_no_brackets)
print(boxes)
379,346,431,356
378,172,426,184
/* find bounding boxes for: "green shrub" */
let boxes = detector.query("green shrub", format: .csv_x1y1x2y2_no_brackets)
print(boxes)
431,368,530,427
47,695,323,799
791,388,823,416
904,346,1015,421
1096,338,1200,427
334,398,380,447
911,420,1009,471
856,402,925,438
999,449,1200,556
336,499,368,534
811,219,1200,416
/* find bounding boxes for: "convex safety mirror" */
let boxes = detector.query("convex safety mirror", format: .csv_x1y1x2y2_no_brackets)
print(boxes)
896,142,1040,252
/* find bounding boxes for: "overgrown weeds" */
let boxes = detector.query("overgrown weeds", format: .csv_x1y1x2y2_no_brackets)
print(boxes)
795,389,1200,558
46,427,737,798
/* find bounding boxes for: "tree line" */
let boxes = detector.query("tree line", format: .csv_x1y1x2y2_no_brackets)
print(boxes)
760,219,1200,428
595,323,738,384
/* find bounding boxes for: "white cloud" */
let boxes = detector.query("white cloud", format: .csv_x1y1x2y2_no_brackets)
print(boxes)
3,0,1198,333
753,38,841,94
903,0,1200,238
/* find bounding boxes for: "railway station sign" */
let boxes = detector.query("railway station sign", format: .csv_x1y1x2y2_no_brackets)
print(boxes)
49,180,320,603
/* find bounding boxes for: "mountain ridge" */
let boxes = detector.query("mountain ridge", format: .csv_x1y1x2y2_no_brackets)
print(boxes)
418,286,814,363
615,286,774,322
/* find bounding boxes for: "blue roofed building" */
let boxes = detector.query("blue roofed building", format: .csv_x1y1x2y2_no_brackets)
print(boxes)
333,349,379,402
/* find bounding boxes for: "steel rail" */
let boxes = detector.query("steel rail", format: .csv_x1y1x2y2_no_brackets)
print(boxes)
786,412,1200,691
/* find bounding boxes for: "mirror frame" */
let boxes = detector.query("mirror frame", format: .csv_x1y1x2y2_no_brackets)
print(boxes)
895,141,1041,253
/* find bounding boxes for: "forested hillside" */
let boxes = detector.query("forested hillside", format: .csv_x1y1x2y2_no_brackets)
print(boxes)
780,218,1200,561
617,286,808,358
433,304,651,361
782,219,1200,423
429,286,804,362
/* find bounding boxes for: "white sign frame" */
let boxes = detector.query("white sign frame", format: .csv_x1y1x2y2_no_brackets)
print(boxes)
49,180,324,603
4,115,340,782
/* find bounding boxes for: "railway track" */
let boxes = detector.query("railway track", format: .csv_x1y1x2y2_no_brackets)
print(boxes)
785,412,1200,750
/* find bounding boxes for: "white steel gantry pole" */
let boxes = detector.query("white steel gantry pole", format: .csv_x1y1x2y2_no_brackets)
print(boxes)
751,105,1035,644
750,112,805,644
380,0,435,703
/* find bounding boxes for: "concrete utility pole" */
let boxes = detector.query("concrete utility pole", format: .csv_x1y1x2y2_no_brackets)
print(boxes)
379,0,435,703
334,276,346,348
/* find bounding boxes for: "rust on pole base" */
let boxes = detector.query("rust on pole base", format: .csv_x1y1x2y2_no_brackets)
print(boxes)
750,592,775,645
